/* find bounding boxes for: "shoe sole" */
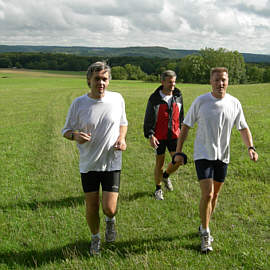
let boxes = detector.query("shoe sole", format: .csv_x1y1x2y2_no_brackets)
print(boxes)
201,248,213,253
105,235,117,243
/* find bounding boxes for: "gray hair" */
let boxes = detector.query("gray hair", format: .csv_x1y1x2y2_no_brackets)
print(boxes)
161,70,177,81
86,61,112,80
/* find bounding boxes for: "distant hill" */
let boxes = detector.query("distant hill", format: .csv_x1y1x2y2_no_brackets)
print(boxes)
0,45,270,63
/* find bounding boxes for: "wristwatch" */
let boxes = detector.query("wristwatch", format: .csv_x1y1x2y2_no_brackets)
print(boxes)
248,146,256,152
70,132,74,140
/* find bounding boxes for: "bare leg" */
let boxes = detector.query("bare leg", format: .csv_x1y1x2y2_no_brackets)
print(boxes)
211,181,224,216
164,151,181,175
85,191,100,235
199,179,214,230
102,191,119,242
102,191,119,218
154,154,165,186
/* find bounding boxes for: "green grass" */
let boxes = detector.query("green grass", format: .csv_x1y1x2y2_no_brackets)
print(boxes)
0,69,269,269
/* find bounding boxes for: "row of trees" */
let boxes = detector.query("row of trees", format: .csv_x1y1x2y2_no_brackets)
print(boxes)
1,48,270,84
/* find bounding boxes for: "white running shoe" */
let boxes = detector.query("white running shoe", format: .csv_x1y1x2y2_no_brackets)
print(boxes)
163,178,173,191
199,225,214,242
201,231,213,253
105,219,117,242
90,236,101,256
154,189,164,200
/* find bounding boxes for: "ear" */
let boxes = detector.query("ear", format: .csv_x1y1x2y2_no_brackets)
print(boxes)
87,78,91,87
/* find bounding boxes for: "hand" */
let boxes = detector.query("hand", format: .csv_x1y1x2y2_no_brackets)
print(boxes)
74,132,91,144
172,152,187,165
173,155,185,165
114,137,127,151
150,135,159,149
248,149,258,162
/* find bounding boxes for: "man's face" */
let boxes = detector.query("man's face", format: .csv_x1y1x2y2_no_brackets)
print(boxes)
88,70,110,98
161,76,176,92
210,71,229,99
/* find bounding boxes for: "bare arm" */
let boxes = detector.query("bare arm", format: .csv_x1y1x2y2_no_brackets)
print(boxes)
174,124,190,163
114,125,128,151
176,124,190,153
239,128,258,162
63,130,91,144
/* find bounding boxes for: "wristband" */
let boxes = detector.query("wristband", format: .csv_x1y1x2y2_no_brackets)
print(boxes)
248,146,256,152
71,132,74,140
172,152,188,165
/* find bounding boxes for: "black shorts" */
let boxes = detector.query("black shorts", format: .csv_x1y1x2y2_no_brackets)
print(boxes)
195,159,228,182
156,139,177,155
81,170,120,193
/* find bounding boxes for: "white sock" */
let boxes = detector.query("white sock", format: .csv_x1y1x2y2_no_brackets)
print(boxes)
92,233,100,239
200,225,210,234
105,216,116,222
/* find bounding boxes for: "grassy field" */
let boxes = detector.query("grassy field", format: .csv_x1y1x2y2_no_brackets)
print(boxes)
0,69,269,270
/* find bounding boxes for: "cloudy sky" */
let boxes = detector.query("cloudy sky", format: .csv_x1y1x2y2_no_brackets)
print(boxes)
0,0,270,54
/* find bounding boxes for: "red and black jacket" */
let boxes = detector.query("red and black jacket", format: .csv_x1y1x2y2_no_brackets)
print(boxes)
143,86,184,140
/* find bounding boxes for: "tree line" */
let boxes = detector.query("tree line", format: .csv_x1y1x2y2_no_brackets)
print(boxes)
0,48,270,84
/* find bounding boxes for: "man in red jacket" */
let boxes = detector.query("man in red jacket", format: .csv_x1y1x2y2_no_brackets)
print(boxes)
144,70,184,200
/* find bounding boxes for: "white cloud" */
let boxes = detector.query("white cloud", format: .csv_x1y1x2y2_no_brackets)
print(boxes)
0,0,269,54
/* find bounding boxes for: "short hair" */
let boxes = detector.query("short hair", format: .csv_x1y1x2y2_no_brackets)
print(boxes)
210,67,228,78
86,61,112,80
161,70,177,81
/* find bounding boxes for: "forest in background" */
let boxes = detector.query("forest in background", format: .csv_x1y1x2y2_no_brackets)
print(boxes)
0,47,270,84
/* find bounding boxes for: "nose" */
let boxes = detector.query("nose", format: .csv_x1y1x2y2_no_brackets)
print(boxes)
97,79,105,86
218,80,224,87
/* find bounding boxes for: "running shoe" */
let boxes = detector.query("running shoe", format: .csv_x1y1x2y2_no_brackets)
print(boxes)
199,225,214,242
105,219,117,242
163,178,173,191
201,231,213,253
90,236,101,256
154,189,164,200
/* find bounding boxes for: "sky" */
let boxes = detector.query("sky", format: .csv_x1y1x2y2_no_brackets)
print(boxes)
0,0,270,55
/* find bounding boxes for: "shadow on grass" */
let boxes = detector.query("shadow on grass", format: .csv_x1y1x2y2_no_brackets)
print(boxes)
0,235,190,267
119,191,153,201
0,240,90,268
181,232,201,252
0,195,85,211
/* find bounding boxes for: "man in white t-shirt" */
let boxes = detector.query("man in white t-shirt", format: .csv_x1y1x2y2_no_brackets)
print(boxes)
62,62,128,255
173,67,258,253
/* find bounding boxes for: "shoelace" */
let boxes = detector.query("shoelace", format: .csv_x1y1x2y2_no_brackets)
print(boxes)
202,235,211,247
107,221,115,232
91,237,100,252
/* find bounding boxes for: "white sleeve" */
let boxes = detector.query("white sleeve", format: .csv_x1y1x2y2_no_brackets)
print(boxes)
183,98,199,128
61,100,80,135
120,95,128,126
234,101,248,130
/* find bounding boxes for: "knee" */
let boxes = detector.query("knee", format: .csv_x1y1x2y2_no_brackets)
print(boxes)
172,161,181,168
212,192,219,201
202,191,214,202
103,206,117,218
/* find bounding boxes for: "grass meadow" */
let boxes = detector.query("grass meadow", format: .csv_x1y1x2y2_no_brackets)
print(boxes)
0,69,269,270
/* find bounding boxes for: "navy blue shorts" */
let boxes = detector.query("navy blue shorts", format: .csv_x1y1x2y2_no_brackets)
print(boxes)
156,139,177,155
81,170,120,193
195,159,228,182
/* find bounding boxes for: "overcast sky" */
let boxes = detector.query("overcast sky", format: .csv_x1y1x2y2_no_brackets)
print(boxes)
0,0,270,54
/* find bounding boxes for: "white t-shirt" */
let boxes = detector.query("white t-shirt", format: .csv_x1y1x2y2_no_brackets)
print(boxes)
183,92,248,163
62,91,128,172
159,90,173,108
